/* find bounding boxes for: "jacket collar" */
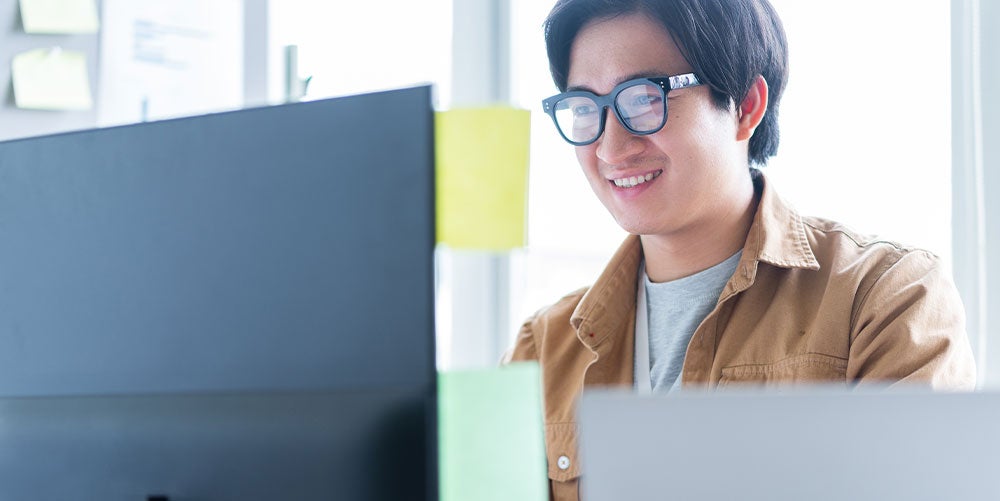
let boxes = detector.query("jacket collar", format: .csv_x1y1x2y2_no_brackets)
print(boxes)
569,169,819,345
746,169,821,271
569,235,642,347
719,170,820,301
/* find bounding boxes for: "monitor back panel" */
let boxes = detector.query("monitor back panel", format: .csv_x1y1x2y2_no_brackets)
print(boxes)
0,86,436,396
0,87,437,500
0,390,427,500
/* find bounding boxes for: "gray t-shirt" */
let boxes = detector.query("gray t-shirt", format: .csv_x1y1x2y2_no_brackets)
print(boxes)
636,251,742,392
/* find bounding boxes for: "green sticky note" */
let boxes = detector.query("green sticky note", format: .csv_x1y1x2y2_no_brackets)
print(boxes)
19,0,99,34
439,362,548,501
435,107,530,251
12,48,93,111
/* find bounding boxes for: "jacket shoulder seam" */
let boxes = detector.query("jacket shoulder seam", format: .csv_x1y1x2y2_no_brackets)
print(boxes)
848,249,936,332
803,219,912,252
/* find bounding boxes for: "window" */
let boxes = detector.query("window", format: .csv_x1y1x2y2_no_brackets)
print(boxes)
766,0,952,267
268,1,452,107
509,0,626,332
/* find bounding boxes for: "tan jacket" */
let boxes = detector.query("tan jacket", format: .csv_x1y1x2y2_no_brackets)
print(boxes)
503,172,977,501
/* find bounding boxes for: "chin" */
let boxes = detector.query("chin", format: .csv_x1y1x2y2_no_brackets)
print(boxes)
614,219,659,236
615,215,684,238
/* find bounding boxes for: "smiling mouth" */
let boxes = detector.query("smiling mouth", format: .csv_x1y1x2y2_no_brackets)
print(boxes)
610,170,662,188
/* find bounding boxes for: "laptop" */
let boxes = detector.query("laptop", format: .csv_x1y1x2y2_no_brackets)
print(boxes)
579,388,1000,500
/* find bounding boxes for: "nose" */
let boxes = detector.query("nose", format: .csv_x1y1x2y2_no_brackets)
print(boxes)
595,109,644,165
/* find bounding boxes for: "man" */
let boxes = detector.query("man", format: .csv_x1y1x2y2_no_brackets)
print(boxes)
503,0,977,499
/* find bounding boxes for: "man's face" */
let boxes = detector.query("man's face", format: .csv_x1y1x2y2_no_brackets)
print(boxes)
566,13,751,239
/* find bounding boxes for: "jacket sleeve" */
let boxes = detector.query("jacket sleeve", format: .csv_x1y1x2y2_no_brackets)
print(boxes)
501,314,540,364
848,249,977,390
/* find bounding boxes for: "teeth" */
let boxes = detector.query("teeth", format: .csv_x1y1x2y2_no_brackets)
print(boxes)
613,170,661,188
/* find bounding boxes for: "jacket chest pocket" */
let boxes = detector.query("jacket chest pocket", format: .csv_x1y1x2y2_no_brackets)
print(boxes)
718,353,848,388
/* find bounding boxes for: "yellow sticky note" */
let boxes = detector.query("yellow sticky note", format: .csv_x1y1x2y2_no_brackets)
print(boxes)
439,362,548,501
435,107,530,250
19,0,99,34
12,48,93,111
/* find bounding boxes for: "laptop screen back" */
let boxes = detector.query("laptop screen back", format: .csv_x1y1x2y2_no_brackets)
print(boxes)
580,389,1000,500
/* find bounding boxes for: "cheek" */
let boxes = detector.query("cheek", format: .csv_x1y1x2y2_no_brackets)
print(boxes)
666,108,739,163
574,145,612,192
694,100,740,142
575,146,599,176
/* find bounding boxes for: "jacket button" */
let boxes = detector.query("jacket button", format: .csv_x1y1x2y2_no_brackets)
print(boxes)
557,455,571,470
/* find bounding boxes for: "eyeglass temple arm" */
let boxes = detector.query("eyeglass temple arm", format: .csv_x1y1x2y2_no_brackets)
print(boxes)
666,73,701,90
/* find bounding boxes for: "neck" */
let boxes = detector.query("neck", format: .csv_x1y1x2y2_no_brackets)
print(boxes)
641,181,759,283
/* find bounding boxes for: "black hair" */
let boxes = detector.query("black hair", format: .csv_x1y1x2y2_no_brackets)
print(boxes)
544,0,788,166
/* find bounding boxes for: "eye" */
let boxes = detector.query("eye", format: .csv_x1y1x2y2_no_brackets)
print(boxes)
572,104,598,117
630,94,661,107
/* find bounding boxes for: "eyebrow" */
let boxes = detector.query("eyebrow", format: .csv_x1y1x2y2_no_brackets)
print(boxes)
565,71,665,94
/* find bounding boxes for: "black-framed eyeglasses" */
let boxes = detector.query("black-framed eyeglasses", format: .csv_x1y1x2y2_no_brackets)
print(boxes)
541,73,702,146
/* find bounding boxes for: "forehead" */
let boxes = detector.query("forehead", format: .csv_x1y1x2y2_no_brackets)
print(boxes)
566,12,688,93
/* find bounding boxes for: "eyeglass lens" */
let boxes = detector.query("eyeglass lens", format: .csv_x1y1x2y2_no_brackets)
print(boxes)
552,81,665,144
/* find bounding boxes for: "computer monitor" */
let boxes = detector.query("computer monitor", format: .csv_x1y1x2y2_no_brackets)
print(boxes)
0,86,437,500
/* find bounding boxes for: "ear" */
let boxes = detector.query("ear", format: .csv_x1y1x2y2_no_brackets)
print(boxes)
736,75,768,142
